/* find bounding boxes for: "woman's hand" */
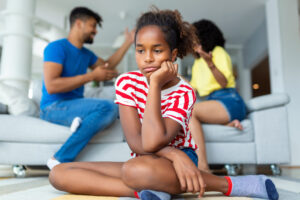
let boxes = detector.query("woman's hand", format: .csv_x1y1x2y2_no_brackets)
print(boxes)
194,45,214,68
150,61,178,88
172,149,206,197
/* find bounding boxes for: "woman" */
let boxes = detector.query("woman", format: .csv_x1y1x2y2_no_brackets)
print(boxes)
189,19,247,172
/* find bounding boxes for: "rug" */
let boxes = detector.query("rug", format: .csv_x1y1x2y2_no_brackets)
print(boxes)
0,176,299,200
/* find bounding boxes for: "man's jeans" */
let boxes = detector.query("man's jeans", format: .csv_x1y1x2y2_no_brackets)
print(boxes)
40,98,118,163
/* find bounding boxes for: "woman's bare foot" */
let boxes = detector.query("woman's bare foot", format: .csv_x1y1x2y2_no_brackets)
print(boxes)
227,119,243,130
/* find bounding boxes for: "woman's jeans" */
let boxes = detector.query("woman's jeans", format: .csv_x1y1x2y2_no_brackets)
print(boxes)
40,98,118,163
206,88,247,121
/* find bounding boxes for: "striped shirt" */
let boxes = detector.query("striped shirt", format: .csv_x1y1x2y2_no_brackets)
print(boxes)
115,71,197,150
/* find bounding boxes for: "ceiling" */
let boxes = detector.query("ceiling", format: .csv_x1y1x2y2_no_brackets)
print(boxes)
1,0,267,47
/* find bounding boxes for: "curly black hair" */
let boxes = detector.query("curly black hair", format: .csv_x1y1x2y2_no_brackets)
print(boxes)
193,19,225,53
70,7,102,28
135,7,198,59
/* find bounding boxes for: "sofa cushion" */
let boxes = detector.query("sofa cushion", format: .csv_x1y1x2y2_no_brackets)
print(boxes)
202,119,253,142
0,115,124,143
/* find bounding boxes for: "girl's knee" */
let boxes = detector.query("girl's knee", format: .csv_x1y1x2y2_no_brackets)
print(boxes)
121,159,154,188
49,164,69,191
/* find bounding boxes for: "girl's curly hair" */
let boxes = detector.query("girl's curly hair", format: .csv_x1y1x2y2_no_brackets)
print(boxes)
135,7,198,59
193,19,225,53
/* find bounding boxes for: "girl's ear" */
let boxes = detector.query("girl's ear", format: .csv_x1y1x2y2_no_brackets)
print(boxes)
171,48,178,62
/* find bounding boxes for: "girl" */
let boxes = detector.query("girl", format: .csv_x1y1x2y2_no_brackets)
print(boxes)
49,8,278,200
189,19,248,172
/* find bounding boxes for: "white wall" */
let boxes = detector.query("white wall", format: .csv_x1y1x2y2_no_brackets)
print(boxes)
243,19,268,70
266,0,300,165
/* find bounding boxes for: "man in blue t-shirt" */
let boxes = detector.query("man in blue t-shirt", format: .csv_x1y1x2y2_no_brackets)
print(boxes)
41,7,134,169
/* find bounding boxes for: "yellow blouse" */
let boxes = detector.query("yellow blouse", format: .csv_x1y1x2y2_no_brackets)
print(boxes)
190,46,235,96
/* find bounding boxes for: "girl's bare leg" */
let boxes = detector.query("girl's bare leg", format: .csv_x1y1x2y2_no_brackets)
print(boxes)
121,155,228,194
189,117,210,172
190,101,230,172
49,161,135,197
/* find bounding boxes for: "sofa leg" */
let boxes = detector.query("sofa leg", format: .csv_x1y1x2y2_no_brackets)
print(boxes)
270,164,281,176
225,164,241,176
12,165,26,177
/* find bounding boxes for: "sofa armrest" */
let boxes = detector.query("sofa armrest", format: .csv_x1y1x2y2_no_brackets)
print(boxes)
246,93,290,112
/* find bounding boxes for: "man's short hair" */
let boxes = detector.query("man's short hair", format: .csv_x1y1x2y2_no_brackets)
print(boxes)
69,7,102,27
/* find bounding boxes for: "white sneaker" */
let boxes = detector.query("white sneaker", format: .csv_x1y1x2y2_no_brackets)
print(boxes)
70,117,82,132
47,158,60,170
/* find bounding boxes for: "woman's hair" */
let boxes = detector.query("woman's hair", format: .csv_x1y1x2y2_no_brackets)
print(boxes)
135,7,198,59
193,19,225,53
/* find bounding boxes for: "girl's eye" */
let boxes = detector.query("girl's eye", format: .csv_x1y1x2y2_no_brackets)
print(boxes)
154,49,162,53
136,49,144,53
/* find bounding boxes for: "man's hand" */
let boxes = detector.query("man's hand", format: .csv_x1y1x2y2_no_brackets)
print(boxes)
92,65,118,82
124,28,135,44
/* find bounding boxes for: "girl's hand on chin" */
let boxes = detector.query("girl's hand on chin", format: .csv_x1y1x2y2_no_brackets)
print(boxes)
150,61,178,87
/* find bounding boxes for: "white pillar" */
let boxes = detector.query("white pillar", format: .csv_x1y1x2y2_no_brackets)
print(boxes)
266,0,300,166
265,0,285,93
0,0,36,91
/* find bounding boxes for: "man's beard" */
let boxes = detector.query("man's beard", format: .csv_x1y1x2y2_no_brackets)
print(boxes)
83,33,94,44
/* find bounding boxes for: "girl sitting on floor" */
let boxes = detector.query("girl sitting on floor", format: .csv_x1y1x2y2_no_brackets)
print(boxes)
49,7,279,200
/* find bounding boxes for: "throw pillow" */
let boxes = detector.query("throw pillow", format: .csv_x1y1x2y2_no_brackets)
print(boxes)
0,82,38,116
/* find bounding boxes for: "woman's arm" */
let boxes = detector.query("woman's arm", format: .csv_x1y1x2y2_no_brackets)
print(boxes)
194,45,227,88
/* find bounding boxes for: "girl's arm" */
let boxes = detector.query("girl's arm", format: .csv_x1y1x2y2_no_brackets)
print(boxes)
119,61,184,154
120,104,205,196
120,104,179,155
141,61,181,152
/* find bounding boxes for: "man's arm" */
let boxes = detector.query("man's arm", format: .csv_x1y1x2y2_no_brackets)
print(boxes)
90,28,135,70
44,62,117,94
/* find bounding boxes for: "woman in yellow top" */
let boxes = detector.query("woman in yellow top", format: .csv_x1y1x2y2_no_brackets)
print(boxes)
189,20,247,172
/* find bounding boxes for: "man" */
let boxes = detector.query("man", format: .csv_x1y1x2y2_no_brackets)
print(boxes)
40,7,134,169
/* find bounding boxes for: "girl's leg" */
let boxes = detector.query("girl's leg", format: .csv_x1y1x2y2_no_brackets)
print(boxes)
49,161,135,197
121,155,228,194
189,116,210,172
190,100,230,171
122,156,278,199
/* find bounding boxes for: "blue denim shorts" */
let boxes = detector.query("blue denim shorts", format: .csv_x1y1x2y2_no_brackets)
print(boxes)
181,148,198,167
206,88,247,121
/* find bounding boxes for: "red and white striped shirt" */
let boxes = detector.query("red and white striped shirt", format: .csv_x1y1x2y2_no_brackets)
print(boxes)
115,71,197,150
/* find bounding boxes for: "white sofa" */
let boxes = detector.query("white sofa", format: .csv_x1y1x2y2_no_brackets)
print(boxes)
0,80,290,176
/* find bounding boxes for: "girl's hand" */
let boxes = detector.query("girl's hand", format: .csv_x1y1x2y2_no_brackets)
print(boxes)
172,150,206,197
150,61,178,88
194,45,214,68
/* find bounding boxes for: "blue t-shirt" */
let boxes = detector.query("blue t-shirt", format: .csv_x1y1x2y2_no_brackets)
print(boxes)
40,38,98,109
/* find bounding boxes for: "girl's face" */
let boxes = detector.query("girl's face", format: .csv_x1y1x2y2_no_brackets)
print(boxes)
135,25,177,80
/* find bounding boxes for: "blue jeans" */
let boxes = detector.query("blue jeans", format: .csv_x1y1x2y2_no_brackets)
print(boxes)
40,98,118,163
181,148,198,167
206,88,247,121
